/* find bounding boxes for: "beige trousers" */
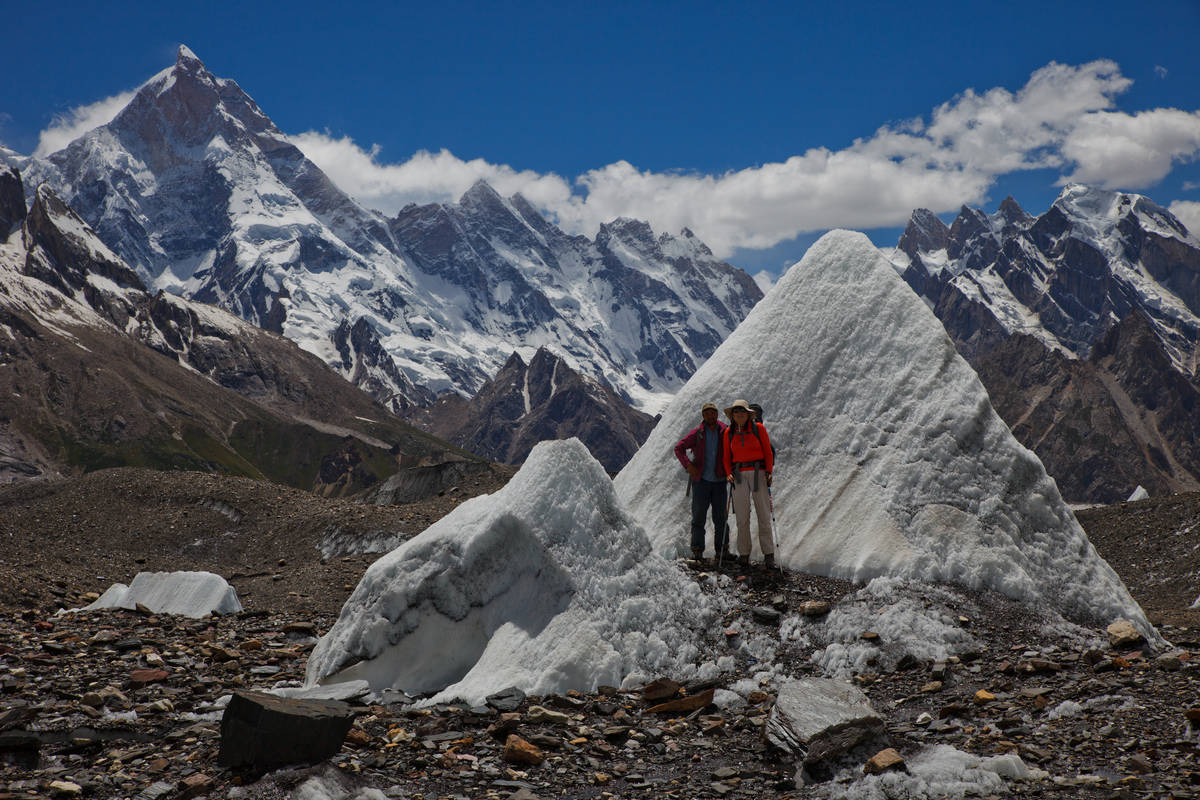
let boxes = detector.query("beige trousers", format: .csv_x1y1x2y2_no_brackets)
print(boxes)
730,467,774,557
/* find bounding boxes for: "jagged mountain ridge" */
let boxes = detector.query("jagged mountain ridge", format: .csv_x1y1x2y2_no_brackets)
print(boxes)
894,185,1200,370
892,186,1200,502
21,46,762,413
0,167,469,490
403,347,657,472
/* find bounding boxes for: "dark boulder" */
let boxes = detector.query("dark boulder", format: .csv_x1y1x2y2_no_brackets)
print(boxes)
217,690,355,770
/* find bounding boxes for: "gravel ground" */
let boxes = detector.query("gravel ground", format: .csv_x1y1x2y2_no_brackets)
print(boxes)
3,469,1200,799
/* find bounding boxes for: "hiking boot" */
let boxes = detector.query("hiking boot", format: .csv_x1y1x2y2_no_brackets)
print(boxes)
738,554,749,567
764,554,776,570
691,547,706,565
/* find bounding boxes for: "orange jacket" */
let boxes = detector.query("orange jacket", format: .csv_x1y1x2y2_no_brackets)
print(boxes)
723,422,773,475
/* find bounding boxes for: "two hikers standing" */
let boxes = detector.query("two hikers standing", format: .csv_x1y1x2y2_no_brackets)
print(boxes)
674,398,775,568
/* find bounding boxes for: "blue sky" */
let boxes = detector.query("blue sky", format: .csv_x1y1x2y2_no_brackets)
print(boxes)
4,1,1200,278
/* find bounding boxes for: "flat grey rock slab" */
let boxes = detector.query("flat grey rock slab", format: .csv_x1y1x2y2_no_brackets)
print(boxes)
765,677,885,765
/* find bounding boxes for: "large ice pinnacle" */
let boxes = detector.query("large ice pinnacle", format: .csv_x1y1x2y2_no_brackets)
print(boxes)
616,230,1150,633
306,439,718,704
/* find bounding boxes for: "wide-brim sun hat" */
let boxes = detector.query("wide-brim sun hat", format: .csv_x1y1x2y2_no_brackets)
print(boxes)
724,398,752,417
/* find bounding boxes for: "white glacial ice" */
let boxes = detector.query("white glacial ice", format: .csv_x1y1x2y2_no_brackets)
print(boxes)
615,229,1151,635
305,438,719,705
81,571,242,617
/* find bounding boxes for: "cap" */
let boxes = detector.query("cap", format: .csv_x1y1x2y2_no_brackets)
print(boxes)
701,402,718,413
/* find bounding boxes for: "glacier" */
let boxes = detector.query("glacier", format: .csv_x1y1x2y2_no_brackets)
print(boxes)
615,229,1151,635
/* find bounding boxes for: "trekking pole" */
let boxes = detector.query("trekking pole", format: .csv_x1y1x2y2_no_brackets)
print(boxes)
768,484,782,574
720,489,729,568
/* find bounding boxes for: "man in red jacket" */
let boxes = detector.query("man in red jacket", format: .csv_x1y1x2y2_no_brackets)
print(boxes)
673,402,730,564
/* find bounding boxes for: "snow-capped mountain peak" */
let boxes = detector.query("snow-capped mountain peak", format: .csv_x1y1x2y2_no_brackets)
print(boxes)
893,184,1200,373
21,50,762,414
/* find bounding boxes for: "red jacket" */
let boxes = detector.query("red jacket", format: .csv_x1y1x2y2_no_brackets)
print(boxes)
723,422,773,475
674,421,729,480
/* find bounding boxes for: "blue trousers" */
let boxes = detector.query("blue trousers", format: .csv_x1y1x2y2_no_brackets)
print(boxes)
690,479,729,553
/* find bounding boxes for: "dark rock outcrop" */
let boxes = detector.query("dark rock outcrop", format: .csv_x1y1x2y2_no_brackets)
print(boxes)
0,165,25,237
405,347,657,472
22,184,146,328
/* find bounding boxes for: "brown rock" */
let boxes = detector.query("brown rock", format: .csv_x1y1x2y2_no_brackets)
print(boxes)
488,712,523,738
864,747,906,775
344,727,371,747
642,677,681,702
129,668,169,686
800,600,831,617
646,688,715,714
503,734,545,766
1126,754,1153,774
48,780,82,797
1106,620,1144,649
178,773,214,800
973,690,995,705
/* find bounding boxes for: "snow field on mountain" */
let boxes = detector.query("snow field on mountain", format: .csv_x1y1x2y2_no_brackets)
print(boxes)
21,47,762,411
616,229,1151,635
306,439,723,704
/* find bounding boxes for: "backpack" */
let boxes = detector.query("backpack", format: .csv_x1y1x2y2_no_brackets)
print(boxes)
746,404,778,459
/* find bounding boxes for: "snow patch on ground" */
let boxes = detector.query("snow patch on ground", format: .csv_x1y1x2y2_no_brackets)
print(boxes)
817,744,1044,799
76,571,242,617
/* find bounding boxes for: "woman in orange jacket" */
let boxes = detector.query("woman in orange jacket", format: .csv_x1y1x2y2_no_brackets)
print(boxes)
722,398,774,568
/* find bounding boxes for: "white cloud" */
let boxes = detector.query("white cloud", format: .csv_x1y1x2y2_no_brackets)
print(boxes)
287,133,574,214
1155,65,1169,79
294,59,1199,258
41,58,1199,260
752,270,777,293
1059,108,1200,189
34,90,137,157
1169,200,1200,237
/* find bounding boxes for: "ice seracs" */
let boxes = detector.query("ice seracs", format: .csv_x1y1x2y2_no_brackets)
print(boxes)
616,229,1151,634
306,438,718,704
